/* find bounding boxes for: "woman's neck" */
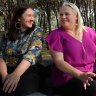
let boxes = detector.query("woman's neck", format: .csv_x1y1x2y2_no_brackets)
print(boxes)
62,26,83,42
62,25,77,34
64,29,77,35
20,27,27,32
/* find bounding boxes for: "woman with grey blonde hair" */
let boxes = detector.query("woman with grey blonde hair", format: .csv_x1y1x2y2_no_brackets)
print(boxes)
46,2,96,96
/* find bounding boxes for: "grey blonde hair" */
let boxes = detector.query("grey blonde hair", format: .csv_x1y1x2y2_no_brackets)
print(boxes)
61,2,85,34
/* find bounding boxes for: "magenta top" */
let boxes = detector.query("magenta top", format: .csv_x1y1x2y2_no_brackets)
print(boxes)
45,27,96,87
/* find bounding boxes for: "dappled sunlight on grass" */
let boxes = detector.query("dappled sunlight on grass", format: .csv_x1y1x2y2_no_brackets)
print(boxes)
41,44,51,60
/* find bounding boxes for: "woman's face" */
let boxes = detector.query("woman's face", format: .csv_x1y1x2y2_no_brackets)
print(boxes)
19,8,35,31
59,6,77,30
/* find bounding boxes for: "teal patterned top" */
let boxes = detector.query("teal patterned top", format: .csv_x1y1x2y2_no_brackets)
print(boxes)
0,27,44,66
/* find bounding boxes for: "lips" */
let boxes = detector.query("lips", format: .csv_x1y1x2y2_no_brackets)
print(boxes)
28,20,33,23
61,21,68,24
27,21,33,25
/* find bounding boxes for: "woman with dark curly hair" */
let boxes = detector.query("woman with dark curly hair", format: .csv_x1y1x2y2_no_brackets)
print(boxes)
0,4,43,96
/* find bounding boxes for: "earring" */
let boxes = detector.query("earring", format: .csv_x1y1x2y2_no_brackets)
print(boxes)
15,21,21,29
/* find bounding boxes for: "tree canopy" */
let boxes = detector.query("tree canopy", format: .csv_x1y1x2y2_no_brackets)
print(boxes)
0,0,96,33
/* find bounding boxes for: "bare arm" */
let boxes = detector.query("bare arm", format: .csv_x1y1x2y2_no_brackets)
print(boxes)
49,47,83,78
13,59,31,77
49,46,96,90
0,58,8,82
0,58,31,82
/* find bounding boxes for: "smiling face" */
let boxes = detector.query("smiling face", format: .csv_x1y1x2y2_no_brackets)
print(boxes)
18,8,35,31
59,5,78,30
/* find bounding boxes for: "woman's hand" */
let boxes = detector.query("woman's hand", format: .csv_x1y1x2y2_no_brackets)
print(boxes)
79,72,96,90
3,72,20,93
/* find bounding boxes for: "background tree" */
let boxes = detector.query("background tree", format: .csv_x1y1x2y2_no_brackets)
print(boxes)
0,0,96,34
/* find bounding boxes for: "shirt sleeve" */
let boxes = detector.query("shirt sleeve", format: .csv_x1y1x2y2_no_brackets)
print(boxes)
22,27,44,65
45,30,63,52
93,30,96,45
87,27,96,45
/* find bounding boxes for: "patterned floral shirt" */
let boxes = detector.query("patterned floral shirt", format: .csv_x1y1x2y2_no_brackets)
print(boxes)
0,27,44,66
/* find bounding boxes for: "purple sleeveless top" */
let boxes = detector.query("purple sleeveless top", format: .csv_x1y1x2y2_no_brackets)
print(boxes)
46,27,96,87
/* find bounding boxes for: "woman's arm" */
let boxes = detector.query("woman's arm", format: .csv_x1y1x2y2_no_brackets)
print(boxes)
49,47,82,78
0,58,8,82
49,46,96,90
3,57,32,93
13,59,31,77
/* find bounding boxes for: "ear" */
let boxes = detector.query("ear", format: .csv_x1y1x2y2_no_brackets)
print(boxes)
75,16,78,24
75,15,78,20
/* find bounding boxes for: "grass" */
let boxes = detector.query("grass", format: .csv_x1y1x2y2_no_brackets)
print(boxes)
41,43,51,60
